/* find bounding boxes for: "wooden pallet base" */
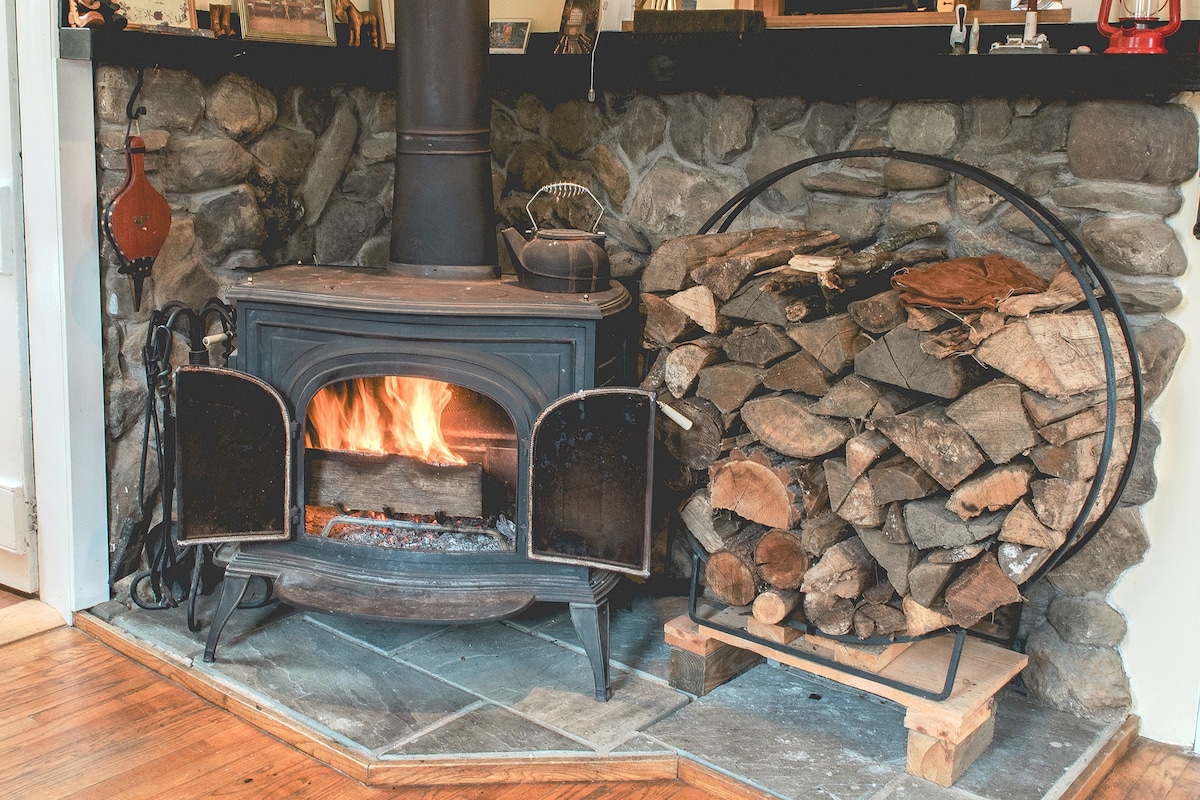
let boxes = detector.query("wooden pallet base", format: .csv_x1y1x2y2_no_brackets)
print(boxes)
664,608,1028,787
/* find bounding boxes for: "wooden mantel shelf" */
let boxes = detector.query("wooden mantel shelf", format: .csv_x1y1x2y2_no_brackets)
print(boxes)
61,21,1200,103
762,9,1071,27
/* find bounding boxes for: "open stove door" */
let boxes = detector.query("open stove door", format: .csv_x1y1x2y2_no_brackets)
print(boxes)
528,388,654,577
175,365,295,545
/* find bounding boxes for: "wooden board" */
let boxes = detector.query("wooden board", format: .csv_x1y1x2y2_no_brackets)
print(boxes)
0,600,65,647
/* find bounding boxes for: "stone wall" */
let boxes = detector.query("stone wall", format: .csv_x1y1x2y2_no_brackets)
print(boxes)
93,64,1194,723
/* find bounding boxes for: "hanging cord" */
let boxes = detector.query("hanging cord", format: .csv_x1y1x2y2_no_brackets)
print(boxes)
124,65,146,142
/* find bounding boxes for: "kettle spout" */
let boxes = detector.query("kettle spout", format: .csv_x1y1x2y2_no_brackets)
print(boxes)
501,227,530,275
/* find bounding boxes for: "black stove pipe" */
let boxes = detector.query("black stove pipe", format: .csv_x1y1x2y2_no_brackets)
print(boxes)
388,0,498,279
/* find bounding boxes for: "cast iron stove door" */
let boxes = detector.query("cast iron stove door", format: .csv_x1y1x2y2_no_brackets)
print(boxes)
175,365,294,545
528,388,654,577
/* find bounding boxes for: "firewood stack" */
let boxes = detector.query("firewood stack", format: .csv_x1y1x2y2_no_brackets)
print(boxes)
642,225,1134,641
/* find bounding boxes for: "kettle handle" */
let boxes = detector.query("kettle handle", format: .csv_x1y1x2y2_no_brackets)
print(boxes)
526,182,604,233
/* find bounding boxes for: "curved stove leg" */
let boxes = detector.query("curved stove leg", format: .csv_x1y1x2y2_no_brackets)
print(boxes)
203,574,251,663
570,599,611,702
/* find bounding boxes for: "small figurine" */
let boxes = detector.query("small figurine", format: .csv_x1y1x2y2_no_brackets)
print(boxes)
68,0,105,28
334,0,379,48
209,3,235,38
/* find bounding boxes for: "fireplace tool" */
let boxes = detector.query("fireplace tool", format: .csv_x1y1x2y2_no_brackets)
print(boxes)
680,147,1143,701
124,298,240,633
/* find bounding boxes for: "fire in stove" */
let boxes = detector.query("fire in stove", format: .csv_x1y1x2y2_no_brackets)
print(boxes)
301,376,519,551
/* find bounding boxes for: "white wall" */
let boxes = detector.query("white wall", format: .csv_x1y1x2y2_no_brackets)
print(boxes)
1111,93,1200,750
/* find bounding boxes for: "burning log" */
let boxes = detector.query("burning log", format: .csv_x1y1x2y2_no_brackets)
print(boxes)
307,449,485,518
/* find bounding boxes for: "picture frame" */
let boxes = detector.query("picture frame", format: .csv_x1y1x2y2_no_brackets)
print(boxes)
489,18,532,54
555,0,599,54
236,0,337,45
113,0,198,31
375,0,394,49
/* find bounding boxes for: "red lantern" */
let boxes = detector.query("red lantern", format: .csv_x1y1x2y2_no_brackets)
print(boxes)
1096,0,1181,54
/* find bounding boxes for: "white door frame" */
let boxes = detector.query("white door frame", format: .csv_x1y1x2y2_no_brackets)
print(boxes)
14,5,109,618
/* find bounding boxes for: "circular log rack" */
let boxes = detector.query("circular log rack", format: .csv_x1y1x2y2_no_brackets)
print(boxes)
681,148,1143,700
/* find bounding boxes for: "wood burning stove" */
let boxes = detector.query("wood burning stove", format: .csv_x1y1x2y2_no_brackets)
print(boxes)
170,0,655,701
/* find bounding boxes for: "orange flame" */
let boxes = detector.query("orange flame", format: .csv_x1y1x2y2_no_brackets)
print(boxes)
306,377,465,465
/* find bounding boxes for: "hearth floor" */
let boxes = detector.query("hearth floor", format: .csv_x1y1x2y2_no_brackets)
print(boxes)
89,586,1112,800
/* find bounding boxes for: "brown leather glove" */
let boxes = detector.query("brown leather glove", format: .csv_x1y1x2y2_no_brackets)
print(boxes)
891,254,1048,311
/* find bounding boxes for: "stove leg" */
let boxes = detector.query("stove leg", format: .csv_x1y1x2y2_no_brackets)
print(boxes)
203,574,250,663
570,600,611,702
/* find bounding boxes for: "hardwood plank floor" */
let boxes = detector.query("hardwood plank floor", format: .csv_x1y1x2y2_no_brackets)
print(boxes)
1092,736,1200,800
0,624,724,799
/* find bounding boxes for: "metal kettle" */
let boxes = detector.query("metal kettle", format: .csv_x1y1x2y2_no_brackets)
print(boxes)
501,183,611,294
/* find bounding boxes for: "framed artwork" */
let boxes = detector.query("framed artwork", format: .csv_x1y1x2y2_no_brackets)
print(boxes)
236,0,336,45
489,19,532,54
375,0,394,49
113,0,198,30
555,0,599,54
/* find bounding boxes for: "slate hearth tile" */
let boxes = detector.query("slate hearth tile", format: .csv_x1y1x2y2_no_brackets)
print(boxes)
396,623,689,751
304,610,447,655
952,693,1106,800
384,703,592,756
645,663,908,800
112,595,295,660
534,593,686,681
502,601,571,633
205,614,477,752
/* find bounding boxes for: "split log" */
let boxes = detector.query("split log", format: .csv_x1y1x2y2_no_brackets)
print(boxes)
903,596,957,637
720,273,822,326
704,527,766,607
809,375,887,420
853,603,908,639
785,313,869,375
799,536,876,599
668,285,726,334
824,458,885,528
943,554,1023,629
709,449,804,529
762,351,833,396
857,526,917,596
945,462,1036,521
1037,399,1136,447
996,542,1053,585
639,349,668,392
643,293,696,346
1029,426,1132,482
663,342,721,399
902,497,1005,550
752,588,803,625
741,394,852,459
800,509,849,559
753,528,810,590
854,325,982,400
926,542,990,564
696,362,763,414
661,396,725,471
792,461,830,517
863,581,896,605
722,324,798,367
945,379,1041,465
868,455,940,506
848,289,908,334
307,449,484,518
1022,384,1135,428
972,310,1133,400
906,305,957,331
882,501,909,545
907,555,957,608
873,404,987,491
998,499,1067,551
1030,478,1092,533
641,230,756,293
679,489,748,554
845,429,893,480
804,592,855,636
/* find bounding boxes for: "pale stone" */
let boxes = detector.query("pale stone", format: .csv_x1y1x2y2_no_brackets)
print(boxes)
802,102,854,154
547,99,603,156
1024,624,1131,722
888,102,961,155
207,74,278,141
707,95,756,164
1047,596,1127,647
618,95,668,165
158,136,254,193
1068,101,1198,184
1080,216,1187,278
299,98,359,225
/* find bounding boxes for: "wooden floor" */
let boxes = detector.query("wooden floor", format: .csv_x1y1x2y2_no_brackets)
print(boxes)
1,591,1197,799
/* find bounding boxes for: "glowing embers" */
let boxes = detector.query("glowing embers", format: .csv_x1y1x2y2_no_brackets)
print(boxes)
306,376,464,465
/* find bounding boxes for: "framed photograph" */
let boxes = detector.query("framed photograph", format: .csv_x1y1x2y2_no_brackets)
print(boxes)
375,0,394,49
555,0,599,54
113,0,197,31
236,0,336,45
489,18,532,54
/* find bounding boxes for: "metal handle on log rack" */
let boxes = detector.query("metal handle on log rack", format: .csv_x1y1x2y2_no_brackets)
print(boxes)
681,148,1143,694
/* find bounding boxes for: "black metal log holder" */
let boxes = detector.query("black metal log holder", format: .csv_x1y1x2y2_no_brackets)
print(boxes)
681,147,1143,702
